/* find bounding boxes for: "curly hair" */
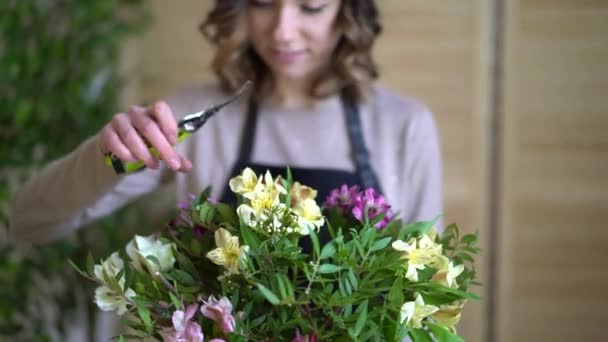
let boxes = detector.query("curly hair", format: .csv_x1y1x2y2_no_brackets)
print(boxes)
199,0,382,103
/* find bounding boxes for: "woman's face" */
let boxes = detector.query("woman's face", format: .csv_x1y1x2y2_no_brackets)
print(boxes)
246,0,342,83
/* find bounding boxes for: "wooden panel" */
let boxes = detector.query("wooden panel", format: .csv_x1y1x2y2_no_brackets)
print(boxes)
498,0,608,341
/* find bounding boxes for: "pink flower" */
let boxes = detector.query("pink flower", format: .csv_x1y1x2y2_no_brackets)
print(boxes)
160,304,204,342
324,184,360,213
352,188,392,229
292,329,318,342
200,296,235,334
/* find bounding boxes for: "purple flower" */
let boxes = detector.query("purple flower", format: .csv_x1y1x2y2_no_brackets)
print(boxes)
178,193,198,210
324,184,360,213
352,188,392,229
160,303,204,342
292,329,318,342
200,296,235,334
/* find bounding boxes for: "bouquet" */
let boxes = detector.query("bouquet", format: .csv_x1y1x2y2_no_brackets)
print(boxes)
72,168,481,341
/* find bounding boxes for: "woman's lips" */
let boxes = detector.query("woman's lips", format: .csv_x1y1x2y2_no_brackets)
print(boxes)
271,48,305,64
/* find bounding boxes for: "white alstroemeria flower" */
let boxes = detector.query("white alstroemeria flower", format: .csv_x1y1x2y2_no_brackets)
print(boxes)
431,301,466,332
206,228,249,275
94,285,136,316
229,167,258,195
432,257,465,288
237,184,284,227
400,293,439,329
126,235,176,275
243,170,286,200
289,181,318,207
392,236,442,282
93,251,124,285
292,198,324,235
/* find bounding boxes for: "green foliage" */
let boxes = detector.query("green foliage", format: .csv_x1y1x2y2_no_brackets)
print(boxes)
0,0,148,340
74,170,482,341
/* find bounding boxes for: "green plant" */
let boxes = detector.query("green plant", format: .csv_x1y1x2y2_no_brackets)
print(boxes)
0,1,149,340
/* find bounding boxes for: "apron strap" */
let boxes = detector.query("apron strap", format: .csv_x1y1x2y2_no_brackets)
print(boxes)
236,97,259,161
340,90,384,194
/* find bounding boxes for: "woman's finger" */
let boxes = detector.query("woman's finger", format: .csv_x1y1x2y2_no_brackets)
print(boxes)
130,106,181,171
99,123,137,163
113,111,159,169
150,101,178,145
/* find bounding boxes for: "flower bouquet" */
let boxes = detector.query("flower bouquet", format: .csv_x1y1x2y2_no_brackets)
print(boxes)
71,168,481,341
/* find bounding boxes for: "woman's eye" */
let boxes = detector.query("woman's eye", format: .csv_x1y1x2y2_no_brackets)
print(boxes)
249,0,273,8
301,4,327,14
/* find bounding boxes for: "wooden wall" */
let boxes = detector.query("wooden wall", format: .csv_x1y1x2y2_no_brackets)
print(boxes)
120,1,608,341
497,0,608,341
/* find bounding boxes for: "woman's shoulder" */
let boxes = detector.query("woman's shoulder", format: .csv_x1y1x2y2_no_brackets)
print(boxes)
367,83,438,133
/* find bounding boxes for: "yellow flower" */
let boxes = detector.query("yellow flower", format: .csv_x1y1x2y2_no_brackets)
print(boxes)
237,186,284,227
292,198,324,235
206,228,249,275
229,167,258,195
400,293,439,329
392,235,443,282
432,257,464,288
290,181,318,207
252,170,287,198
431,301,466,332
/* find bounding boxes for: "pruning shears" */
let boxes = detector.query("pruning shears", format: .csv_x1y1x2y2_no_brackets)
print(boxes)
105,80,253,174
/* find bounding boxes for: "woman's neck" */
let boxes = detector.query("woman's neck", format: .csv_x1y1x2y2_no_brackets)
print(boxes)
266,76,315,110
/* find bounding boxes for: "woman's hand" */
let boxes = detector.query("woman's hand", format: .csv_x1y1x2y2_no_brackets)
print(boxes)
99,101,193,173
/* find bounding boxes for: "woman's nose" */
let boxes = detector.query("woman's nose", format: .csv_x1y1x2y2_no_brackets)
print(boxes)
272,5,298,43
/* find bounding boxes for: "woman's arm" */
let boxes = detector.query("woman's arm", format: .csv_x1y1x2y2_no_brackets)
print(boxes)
8,133,166,245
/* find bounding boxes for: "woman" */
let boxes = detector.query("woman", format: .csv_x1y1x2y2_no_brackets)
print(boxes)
9,0,444,246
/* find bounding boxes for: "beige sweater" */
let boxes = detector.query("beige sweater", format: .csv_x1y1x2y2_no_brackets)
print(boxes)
9,82,444,244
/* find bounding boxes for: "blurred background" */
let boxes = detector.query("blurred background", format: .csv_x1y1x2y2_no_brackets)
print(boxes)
1,0,607,341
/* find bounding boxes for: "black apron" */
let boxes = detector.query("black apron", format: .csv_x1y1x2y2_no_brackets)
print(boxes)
219,91,383,251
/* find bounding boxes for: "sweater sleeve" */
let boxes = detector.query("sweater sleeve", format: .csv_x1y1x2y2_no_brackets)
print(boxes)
400,106,445,232
8,133,167,245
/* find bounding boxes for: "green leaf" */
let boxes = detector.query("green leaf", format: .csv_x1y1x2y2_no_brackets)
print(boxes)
86,252,95,276
145,255,160,268
413,282,481,301
410,328,433,342
319,242,336,260
276,274,288,299
308,224,320,258
190,239,203,256
68,259,93,280
132,297,153,335
461,233,478,245
250,314,267,328
354,300,368,336
169,292,181,310
318,264,342,274
239,221,260,249
216,203,238,226
427,322,464,342
347,269,358,291
371,236,393,251
124,263,134,291
176,252,198,278
171,269,196,286
400,216,440,240
388,277,404,305
256,284,280,305
198,202,215,224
